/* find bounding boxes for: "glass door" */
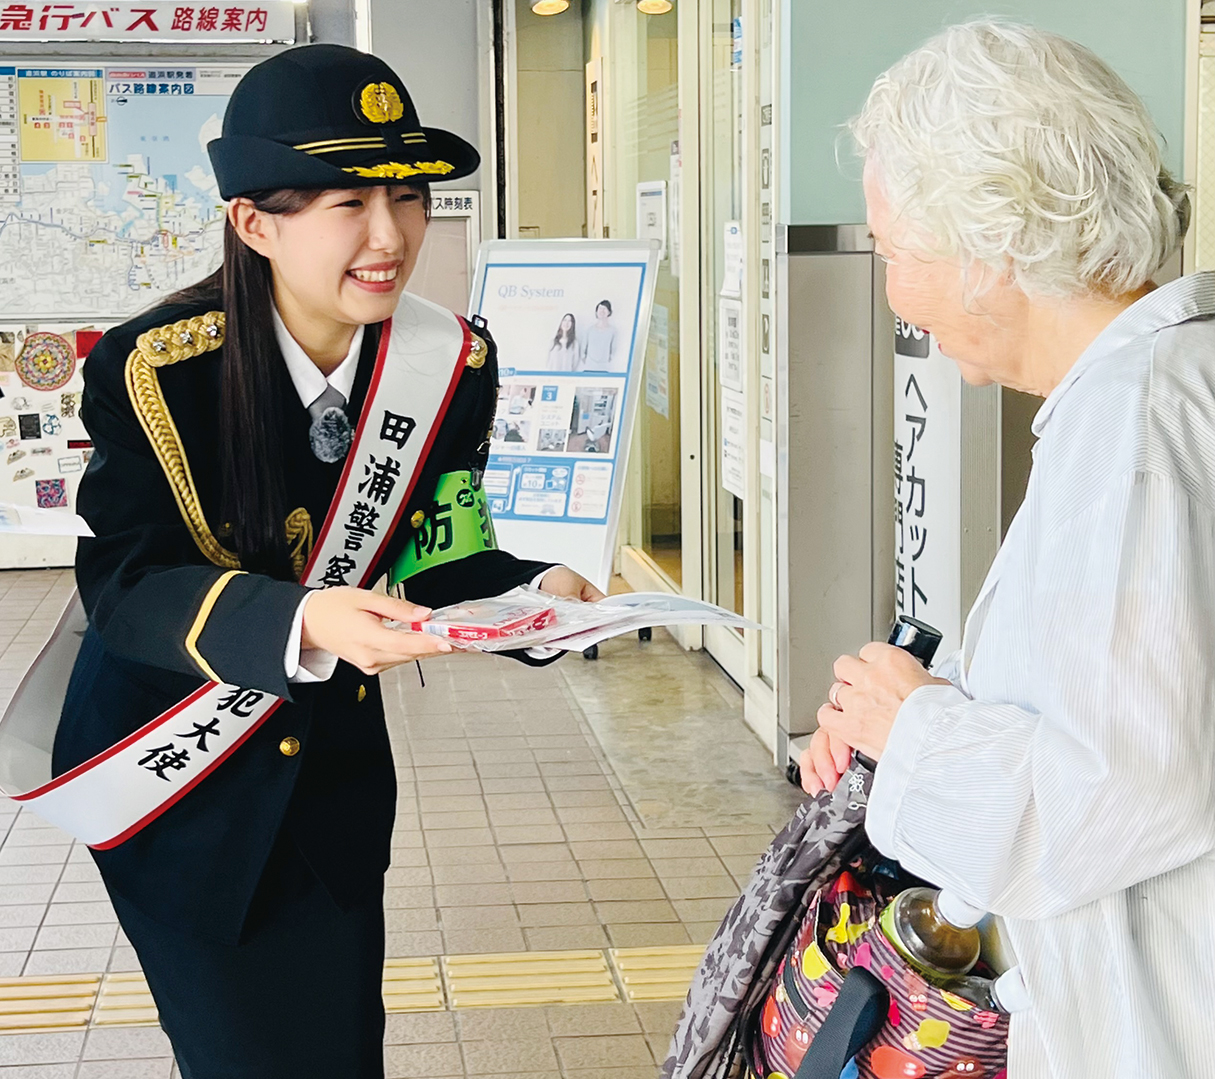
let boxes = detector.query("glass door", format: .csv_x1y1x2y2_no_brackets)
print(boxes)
701,0,747,684
604,1,683,591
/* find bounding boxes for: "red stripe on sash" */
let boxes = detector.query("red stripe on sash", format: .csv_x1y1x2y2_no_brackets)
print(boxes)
90,699,285,850
11,680,218,799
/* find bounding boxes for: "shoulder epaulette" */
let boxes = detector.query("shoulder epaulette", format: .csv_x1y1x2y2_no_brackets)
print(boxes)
466,331,488,369
125,311,239,570
135,312,225,367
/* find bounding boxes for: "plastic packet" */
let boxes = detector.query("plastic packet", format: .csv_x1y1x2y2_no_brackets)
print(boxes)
389,587,761,653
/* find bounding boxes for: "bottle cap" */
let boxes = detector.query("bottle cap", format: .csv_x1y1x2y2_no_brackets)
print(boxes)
992,967,1031,1013
935,889,986,929
887,616,943,667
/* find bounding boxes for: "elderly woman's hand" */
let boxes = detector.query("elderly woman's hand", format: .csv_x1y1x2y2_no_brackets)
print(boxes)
799,728,856,796
816,642,950,766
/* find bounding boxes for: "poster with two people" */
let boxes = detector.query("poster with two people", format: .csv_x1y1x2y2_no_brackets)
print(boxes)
470,240,660,589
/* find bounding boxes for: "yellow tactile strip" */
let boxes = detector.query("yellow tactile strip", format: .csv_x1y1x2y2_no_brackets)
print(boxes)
0,973,100,1031
610,945,705,1002
383,957,445,1012
0,947,702,1032
94,972,159,1026
443,949,620,1008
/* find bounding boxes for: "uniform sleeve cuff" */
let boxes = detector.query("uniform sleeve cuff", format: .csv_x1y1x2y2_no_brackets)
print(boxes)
284,591,339,684
867,682,969,857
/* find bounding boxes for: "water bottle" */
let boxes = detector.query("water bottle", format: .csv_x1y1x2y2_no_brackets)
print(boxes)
878,886,984,984
943,968,1031,1014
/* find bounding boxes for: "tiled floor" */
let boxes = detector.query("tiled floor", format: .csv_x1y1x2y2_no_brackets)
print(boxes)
0,568,802,1077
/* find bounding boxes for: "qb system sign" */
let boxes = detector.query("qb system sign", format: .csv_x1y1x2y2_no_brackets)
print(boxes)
470,239,661,592
0,1,295,42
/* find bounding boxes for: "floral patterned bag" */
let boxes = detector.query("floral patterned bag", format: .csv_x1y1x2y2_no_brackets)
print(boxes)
750,859,1009,1079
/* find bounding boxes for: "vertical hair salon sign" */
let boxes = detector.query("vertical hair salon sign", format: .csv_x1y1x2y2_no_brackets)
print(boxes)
893,318,964,657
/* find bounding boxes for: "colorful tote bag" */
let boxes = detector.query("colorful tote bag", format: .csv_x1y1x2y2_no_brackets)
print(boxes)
750,859,1009,1079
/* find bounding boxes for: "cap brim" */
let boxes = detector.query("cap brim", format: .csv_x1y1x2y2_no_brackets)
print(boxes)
209,130,480,201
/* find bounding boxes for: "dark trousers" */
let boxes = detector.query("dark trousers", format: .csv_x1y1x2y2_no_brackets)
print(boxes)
106,834,387,1079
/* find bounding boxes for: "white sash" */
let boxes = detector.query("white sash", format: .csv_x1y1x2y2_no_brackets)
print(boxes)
0,293,470,848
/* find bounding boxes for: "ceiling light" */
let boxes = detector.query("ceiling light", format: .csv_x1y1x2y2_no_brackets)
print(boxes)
637,0,673,12
531,0,569,13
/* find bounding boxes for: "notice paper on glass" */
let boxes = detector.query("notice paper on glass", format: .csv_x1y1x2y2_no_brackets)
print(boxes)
393,587,759,653
720,386,746,500
718,296,743,393
721,221,743,298
636,181,667,262
645,303,670,418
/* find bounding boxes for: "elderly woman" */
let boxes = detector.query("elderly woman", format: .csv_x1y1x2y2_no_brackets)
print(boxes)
801,21,1213,1079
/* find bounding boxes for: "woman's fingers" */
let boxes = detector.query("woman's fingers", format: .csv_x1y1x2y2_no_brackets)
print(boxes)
798,740,823,795
833,653,865,685
360,590,433,624
801,728,839,795
357,620,452,661
829,731,853,773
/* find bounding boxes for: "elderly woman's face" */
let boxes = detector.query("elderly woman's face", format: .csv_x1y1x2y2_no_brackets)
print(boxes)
864,161,1027,387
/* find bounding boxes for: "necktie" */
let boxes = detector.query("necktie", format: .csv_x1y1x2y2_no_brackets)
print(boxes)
307,383,353,463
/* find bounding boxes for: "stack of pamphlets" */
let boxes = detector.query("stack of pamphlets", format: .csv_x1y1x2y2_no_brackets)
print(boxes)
395,587,760,652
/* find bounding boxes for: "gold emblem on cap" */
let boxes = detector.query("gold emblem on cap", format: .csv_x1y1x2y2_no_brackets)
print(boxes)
341,161,455,180
360,82,405,124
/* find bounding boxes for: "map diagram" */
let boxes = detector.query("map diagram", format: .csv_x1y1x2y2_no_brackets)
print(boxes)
0,64,245,320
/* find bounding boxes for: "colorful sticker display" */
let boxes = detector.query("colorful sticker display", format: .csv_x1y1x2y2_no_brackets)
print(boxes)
34,478,68,509
15,332,76,391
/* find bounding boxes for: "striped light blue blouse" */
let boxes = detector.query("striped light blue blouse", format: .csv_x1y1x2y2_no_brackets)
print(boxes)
869,272,1215,1078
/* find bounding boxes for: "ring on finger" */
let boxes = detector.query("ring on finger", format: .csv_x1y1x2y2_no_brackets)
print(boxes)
828,681,844,710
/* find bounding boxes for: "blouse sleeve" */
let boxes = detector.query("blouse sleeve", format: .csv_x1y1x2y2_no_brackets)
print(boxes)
74,333,308,698
868,470,1215,920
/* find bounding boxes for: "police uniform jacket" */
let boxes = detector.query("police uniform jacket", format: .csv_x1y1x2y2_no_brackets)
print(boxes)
53,296,552,945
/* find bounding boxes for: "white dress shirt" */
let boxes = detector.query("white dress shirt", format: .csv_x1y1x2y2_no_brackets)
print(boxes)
273,309,557,681
869,273,1215,1078
275,310,363,683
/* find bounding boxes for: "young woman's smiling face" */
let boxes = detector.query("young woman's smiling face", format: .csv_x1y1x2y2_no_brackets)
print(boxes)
242,184,428,330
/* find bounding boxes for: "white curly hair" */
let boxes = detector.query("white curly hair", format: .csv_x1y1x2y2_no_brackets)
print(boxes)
850,20,1189,297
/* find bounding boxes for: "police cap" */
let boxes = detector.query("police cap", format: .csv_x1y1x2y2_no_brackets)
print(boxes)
208,43,479,200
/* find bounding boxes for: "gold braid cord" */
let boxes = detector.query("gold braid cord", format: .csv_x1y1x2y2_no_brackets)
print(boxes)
466,333,488,369
285,507,314,581
124,313,241,570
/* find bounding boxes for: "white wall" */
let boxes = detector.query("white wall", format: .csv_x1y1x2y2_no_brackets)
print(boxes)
367,0,486,191
516,5,587,237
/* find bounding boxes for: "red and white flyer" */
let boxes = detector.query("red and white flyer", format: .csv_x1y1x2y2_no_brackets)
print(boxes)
396,587,759,653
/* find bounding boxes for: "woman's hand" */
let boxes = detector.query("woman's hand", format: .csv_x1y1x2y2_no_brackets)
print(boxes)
799,728,856,796
816,642,950,762
537,566,605,602
300,587,453,675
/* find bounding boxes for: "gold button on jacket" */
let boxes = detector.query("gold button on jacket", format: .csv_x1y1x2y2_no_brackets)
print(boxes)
279,737,300,757
410,510,425,529
357,684,367,702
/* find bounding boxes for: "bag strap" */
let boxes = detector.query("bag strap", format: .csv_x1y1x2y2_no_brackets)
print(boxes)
792,967,887,1079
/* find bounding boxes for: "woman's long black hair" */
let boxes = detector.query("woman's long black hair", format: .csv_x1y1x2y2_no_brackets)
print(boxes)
551,313,576,350
167,183,430,578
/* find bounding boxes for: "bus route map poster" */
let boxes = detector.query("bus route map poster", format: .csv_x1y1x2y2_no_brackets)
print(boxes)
0,63,243,565
0,63,244,320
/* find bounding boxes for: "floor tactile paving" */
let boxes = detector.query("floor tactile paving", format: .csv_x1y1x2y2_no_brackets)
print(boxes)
382,957,445,1012
94,972,160,1026
610,945,704,1002
0,973,100,1030
443,949,620,1008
